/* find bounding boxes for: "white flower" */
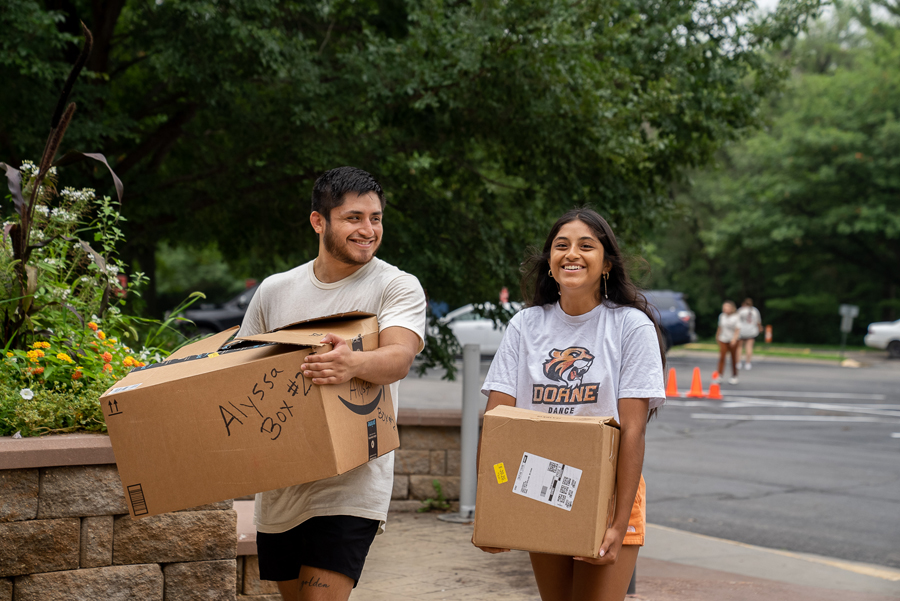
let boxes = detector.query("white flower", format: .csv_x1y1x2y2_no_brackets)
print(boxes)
20,388,34,400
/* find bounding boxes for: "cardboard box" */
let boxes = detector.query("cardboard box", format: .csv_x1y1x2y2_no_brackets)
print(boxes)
472,406,620,557
101,311,398,518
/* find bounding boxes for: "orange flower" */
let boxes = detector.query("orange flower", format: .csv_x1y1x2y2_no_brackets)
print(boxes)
97,331,107,340
72,370,83,380
102,352,113,363
88,322,99,331
102,363,113,372
136,361,146,367
28,367,45,375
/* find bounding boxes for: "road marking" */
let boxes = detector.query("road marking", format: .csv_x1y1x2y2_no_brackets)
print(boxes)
719,390,887,400
648,524,900,582
892,433,900,438
668,398,900,419
691,414,900,423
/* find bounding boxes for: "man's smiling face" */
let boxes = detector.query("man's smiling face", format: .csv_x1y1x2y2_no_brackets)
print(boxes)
320,192,383,266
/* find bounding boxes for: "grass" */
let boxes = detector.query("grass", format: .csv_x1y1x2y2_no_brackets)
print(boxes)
678,341,878,362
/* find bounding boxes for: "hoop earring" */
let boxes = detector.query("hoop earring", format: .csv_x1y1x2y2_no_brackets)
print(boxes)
603,272,609,299
548,268,553,279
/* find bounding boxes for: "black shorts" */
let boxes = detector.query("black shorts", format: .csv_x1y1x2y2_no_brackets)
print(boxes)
256,515,379,586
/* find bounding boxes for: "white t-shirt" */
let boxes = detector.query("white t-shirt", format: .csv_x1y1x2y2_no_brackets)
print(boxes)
237,257,426,534
737,306,762,339
717,312,741,343
481,302,665,420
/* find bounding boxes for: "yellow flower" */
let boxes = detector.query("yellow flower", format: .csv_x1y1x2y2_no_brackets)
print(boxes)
5,352,12,358
40,341,51,349
97,331,106,340
110,338,117,343
57,353,73,363
123,356,135,367
26,350,44,360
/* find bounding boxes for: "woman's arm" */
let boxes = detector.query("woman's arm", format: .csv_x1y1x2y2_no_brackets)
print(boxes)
576,397,649,565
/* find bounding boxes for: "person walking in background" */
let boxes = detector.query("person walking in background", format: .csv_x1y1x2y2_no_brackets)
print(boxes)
736,298,762,371
716,300,741,385
475,207,666,601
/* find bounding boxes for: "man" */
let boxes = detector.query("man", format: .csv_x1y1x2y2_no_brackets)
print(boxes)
238,166,426,601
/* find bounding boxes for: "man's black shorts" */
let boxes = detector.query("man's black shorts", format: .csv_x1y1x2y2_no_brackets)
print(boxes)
256,515,380,586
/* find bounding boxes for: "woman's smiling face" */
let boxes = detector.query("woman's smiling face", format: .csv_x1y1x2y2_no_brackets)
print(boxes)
549,219,609,296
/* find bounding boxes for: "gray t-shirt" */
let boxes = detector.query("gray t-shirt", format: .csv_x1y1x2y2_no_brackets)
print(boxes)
238,257,426,533
481,302,665,420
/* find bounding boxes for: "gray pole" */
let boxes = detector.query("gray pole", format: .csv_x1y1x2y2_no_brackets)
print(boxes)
459,343,480,517
438,343,480,523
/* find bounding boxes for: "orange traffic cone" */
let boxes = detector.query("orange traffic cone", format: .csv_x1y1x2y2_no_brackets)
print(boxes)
707,371,723,400
685,367,706,398
665,368,679,397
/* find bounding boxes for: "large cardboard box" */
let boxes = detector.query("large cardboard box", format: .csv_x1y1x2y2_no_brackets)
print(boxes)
473,406,620,557
101,312,398,518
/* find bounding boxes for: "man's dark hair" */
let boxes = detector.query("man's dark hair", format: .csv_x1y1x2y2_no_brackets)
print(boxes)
311,166,385,220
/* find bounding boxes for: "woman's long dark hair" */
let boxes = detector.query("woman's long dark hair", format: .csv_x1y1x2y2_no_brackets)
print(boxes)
521,208,667,416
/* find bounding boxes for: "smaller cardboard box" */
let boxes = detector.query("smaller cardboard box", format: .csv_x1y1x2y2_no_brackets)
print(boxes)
101,312,398,518
472,406,620,557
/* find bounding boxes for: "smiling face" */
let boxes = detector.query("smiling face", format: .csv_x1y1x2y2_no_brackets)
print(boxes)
549,219,609,297
314,191,383,266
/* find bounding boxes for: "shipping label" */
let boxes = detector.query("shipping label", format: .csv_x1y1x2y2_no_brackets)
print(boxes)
512,452,582,511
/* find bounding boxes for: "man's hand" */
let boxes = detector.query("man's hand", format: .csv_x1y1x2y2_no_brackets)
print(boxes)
302,334,360,385
573,524,625,565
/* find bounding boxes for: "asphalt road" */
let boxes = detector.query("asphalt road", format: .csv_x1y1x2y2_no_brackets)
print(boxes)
645,353,900,570
401,351,900,570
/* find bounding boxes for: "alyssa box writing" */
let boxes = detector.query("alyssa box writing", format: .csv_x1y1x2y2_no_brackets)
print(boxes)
101,311,397,518
472,405,619,557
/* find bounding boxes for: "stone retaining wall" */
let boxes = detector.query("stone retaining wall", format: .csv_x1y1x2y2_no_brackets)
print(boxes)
0,412,467,599
390,424,462,511
0,465,238,601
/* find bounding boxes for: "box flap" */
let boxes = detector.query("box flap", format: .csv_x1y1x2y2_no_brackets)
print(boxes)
237,312,378,347
166,327,240,361
485,405,619,428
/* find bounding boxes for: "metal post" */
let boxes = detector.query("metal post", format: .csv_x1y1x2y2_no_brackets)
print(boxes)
438,343,480,523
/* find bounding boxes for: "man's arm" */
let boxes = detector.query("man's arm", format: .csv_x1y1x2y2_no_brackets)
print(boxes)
301,326,421,385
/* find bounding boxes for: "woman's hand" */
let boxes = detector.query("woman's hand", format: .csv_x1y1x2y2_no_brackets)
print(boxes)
573,525,625,565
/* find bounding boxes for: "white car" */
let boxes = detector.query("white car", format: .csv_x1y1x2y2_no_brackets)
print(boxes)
864,319,900,358
439,302,523,354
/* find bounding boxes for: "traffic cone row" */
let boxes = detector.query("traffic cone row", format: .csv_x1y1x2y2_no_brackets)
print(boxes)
665,367,722,400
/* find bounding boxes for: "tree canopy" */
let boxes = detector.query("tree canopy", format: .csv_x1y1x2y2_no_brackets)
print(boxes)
3,0,820,318
648,2,900,344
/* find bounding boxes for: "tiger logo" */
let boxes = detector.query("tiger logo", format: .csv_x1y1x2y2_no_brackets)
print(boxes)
543,347,595,388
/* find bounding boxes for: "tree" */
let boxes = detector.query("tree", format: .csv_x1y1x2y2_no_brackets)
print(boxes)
3,0,820,322
648,4,900,343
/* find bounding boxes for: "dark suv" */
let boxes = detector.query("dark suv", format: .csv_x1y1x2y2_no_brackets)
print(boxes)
181,285,259,336
644,290,697,351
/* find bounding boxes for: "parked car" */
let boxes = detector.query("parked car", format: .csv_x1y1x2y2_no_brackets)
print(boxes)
864,319,900,358
643,290,697,351
438,302,523,355
181,285,259,335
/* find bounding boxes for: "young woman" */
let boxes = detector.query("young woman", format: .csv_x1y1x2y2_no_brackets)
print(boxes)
736,298,762,370
716,301,741,384
475,208,666,601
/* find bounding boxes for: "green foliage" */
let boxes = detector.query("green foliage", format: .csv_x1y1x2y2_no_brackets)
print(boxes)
648,5,900,343
418,479,451,513
1,0,821,323
0,377,111,437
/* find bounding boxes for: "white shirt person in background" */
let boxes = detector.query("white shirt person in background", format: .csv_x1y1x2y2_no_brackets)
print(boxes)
716,300,741,384
736,298,763,371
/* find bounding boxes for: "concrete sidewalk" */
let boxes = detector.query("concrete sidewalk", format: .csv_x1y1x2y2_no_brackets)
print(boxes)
353,512,900,600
